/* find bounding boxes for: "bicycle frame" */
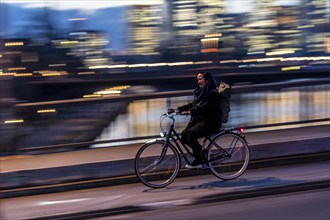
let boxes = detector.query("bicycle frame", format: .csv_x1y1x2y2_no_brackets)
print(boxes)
161,114,228,165
159,113,247,166
161,115,195,165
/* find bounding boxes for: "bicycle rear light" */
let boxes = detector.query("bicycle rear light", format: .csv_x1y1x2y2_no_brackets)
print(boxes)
239,128,244,133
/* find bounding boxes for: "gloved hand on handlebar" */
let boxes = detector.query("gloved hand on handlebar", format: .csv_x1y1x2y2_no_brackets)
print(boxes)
180,111,191,115
167,108,177,114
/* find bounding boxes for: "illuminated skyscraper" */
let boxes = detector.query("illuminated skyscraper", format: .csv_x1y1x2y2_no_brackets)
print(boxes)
165,0,199,55
300,0,330,53
125,0,329,57
126,4,163,55
244,0,278,54
273,5,303,55
198,0,225,34
244,0,330,56
198,0,225,56
167,0,226,55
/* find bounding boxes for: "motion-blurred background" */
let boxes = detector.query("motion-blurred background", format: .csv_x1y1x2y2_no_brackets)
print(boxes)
0,0,329,153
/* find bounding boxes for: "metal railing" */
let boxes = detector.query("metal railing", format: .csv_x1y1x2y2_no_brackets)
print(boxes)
18,118,330,153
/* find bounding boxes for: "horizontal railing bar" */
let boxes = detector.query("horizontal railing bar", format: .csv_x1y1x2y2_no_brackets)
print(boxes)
15,78,330,108
18,118,330,152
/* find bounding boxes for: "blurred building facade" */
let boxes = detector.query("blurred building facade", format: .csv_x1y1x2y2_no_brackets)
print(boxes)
1,0,329,71
126,4,163,55
301,0,330,53
124,0,329,59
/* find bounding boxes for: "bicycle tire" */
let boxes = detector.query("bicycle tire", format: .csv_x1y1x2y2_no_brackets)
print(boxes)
207,132,250,180
134,140,181,188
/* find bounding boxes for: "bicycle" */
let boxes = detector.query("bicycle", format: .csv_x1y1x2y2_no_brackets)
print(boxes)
134,111,250,188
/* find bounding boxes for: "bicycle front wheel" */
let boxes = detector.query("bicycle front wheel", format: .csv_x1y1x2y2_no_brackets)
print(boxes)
207,132,249,180
134,140,180,188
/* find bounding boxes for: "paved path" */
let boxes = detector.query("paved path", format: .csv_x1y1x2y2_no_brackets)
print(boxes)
1,160,329,220
0,125,329,198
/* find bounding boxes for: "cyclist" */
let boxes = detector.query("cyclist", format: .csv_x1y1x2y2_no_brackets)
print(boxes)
169,72,222,168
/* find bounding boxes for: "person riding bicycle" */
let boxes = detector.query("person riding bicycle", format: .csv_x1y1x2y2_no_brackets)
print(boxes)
169,72,222,168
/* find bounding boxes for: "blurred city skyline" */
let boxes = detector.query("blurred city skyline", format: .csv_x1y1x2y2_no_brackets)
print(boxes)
1,0,329,76
1,0,308,51
2,0,301,11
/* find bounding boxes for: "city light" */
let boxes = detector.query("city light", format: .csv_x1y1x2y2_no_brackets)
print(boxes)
37,109,57,113
5,41,24,46
281,66,301,71
4,119,24,124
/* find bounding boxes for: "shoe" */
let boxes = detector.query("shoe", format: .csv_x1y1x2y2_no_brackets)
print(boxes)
185,159,205,169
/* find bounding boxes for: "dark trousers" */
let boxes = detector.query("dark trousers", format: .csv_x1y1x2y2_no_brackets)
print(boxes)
181,121,217,161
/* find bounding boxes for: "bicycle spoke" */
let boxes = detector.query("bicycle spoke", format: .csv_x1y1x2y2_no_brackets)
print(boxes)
140,160,159,173
135,141,180,188
207,133,249,180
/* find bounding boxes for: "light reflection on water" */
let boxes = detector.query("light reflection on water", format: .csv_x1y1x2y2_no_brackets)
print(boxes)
95,84,330,141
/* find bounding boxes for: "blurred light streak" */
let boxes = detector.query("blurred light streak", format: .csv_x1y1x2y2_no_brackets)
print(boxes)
128,64,148,68
88,65,109,69
200,48,218,53
281,66,301,71
59,41,79,45
0,72,15,76
266,50,295,56
107,64,128,69
39,198,91,206
247,51,265,55
77,71,96,75
167,61,194,66
8,67,26,71
220,60,239,64
14,73,33,77
84,85,130,98
68,18,87,21
205,33,222,38
5,42,24,46
96,90,121,95
4,119,24,124
257,57,283,62
242,59,259,63
200,37,220,42
83,94,102,98
35,70,68,76
49,64,66,67
194,61,213,65
37,109,57,113
246,20,277,28
147,63,167,67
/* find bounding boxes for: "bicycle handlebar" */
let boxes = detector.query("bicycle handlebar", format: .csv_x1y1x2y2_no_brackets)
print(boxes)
164,109,179,116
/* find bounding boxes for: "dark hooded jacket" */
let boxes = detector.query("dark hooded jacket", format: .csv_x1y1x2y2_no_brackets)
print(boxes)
178,79,222,130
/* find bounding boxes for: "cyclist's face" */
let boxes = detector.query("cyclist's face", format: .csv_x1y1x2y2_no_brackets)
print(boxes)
197,73,207,88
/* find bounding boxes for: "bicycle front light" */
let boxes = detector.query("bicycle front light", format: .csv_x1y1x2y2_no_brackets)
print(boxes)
160,131,166,138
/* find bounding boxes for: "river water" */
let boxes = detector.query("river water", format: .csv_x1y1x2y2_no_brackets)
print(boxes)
94,83,329,143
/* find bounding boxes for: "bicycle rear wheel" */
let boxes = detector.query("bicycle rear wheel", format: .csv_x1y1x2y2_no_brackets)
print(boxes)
134,140,180,188
207,132,249,180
